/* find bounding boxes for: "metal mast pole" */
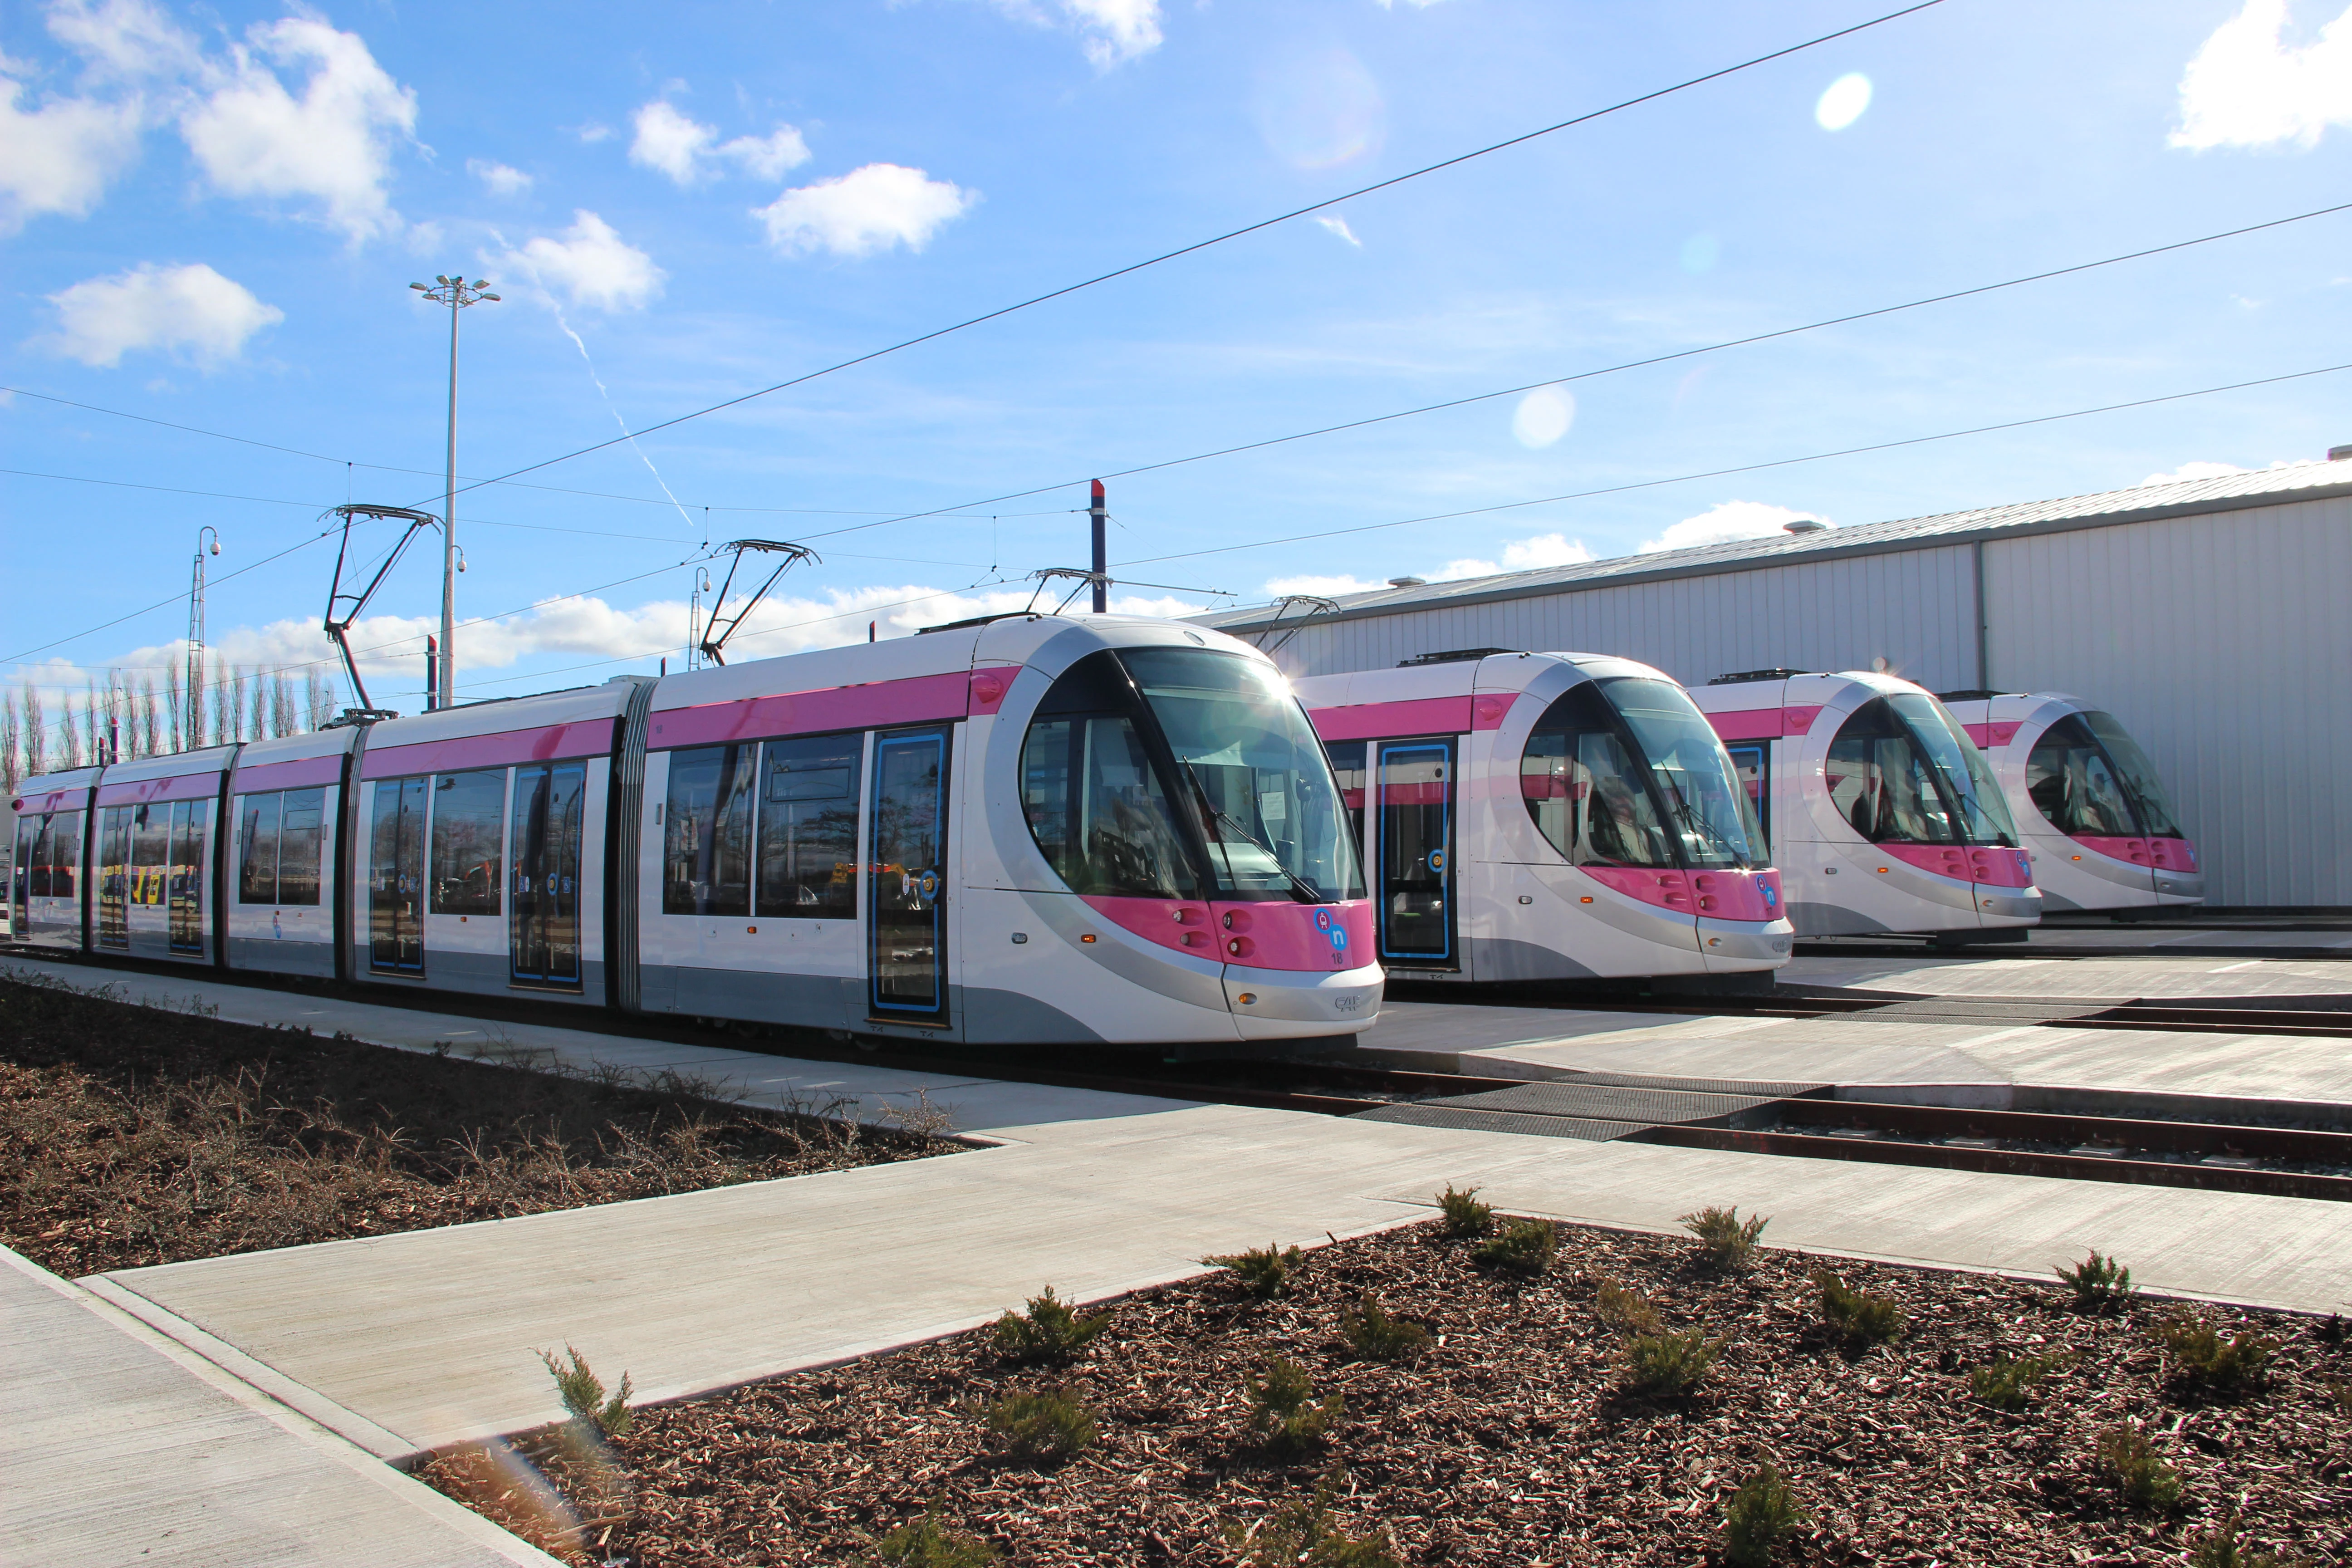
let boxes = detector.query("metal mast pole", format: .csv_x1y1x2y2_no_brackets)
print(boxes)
1089,479,1107,613
441,288,458,710
410,275,498,711
188,526,218,750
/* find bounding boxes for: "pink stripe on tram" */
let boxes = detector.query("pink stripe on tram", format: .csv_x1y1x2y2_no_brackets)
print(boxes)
651,671,974,749
1704,708,1782,741
363,719,613,780
14,788,86,814
1308,696,1474,743
94,772,224,807
232,755,346,793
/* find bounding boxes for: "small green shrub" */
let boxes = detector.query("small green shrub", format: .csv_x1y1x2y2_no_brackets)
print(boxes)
1591,1275,1661,1335
991,1285,1108,1365
2055,1250,2136,1312
1471,1217,1557,1276
1245,1357,1344,1455
2095,1426,2184,1510
2155,1310,2278,1391
1681,1205,1768,1272
1814,1269,1906,1345
1225,1470,1404,1567
1206,1243,1305,1299
1622,1328,1724,1396
985,1387,1097,1460
2188,1515,2306,1568
536,1344,634,1438
1967,1351,2067,1411
1338,1294,1431,1363
1436,1184,1493,1238
868,1507,1001,1567
1721,1461,1807,1567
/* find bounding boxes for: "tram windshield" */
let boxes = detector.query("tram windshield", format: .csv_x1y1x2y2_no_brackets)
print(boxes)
2026,710,2182,839
1020,647,1363,903
1520,677,1762,870
1828,693,2019,848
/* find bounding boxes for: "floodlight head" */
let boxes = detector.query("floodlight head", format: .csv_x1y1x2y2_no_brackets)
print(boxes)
208,539,220,555
410,282,428,291
437,274,450,284
481,292,500,302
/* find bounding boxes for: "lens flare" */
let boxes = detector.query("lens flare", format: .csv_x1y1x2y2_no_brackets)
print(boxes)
1816,72,1872,131
1254,47,1386,170
1512,386,1574,449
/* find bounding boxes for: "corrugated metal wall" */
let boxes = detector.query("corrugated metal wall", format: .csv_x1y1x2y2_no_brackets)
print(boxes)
1984,496,2352,908
1256,499,2350,907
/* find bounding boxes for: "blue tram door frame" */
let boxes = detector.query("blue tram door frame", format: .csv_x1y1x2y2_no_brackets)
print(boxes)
1723,741,1772,855
867,727,952,1026
1374,737,1456,968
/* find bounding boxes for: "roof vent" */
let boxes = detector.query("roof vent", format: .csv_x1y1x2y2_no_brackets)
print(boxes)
1781,517,1829,534
1386,575,1427,588
1398,647,1520,667
2329,444,2352,461
1708,667,1811,685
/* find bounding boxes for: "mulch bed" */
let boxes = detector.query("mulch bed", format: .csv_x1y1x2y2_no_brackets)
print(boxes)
421,1216,2352,1567
0,975,944,1277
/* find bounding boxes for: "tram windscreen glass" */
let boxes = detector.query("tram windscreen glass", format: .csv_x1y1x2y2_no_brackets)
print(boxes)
2025,714,2141,837
1596,677,1761,868
1828,695,2018,847
1021,712,1198,899
2081,711,2183,838
1886,691,2017,845
1519,682,1676,868
1119,648,1362,902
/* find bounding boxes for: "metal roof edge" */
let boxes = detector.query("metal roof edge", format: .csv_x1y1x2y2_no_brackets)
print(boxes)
1207,476,2352,634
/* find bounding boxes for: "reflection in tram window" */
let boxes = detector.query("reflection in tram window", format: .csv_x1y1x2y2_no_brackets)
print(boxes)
238,788,326,905
756,734,862,916
97,806,132,949
1828,696,2017,847
167,799,204,954
2082,712,2183,838
1520,683,1676,867
511,762,584,987
663,745,754,916
429,769,506,915
1378,740,1452,962
1020,714,1196,899
30,812,81,900
369,777,426,972
1118,648,1361,902
131,803,169,905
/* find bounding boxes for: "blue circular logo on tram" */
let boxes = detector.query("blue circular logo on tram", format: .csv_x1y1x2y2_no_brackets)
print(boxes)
917,869,940,899
1329,926,1349,953
1428,850,1446,872
1314,908,1333,932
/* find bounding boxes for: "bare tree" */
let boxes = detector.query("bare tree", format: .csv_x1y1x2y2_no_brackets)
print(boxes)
137,674,161,758
211,657,235,746
59,686,82,770
163,659,182,754
247,667,267,742
82,680,101,768
304,666,335,731
0,696,19,793
186,653,207,750
21,682,45,778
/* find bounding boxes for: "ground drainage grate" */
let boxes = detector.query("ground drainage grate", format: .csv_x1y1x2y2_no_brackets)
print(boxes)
1354,1072,1826,1142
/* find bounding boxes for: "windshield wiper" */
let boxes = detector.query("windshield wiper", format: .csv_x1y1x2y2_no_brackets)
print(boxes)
1181,760,1324,905
1664,790,1746,865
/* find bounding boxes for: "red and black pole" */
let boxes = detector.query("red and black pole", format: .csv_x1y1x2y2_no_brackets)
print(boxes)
1089,479,1107,613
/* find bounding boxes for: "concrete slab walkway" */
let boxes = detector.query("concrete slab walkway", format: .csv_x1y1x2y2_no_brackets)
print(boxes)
0,1245,558,1567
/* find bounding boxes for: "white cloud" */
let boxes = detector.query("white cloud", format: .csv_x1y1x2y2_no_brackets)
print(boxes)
0,72,143,230
2140,460,2247,485
1314,213,1362,247
468,158,531,196
45,0,199,81
40,261,283,368
1432,531,1593,582
1642,500,1830,554
754,162,978,257
2173,0,2352,150
1059,0,1163,67
574,121,612,144
1815,71,1872,131
1510,385,1574,449
493,210,664,312
628,98,809,185
179,15,418,242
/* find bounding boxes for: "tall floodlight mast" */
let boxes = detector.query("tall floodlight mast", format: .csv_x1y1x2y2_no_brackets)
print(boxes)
408,274,499,710
186,526,220,749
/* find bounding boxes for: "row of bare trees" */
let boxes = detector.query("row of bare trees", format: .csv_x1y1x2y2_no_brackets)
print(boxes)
2,661,338,792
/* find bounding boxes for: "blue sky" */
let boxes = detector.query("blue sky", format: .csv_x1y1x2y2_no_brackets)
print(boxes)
7,0,2352,731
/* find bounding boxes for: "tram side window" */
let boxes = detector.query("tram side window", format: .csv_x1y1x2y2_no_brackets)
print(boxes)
1724,744,1771,852
1519,684,1674,868
755,734,861,917
34,813,81,899
429,769,507,915
240,793,282,903
1825,699,1958,844
238,788,327,905
663,745,754,916
131,804,169,906
1020,714,1197,899
1325,742,1367,850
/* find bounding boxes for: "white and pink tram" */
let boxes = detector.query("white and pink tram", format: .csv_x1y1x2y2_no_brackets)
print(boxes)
1291,651,1792,984
8,615,1381,1047
1936,691,2202,914
1688,670,2041,941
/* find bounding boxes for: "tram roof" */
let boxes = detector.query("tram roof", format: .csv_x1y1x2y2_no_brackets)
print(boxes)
1196,457,2352,636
